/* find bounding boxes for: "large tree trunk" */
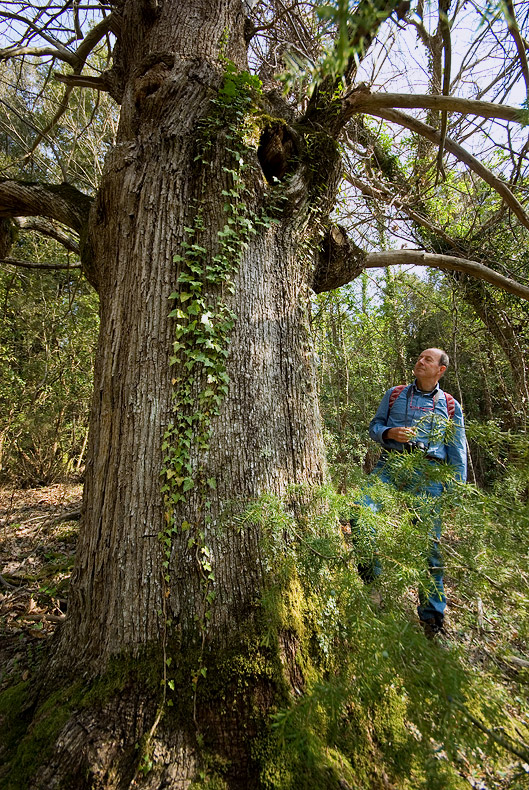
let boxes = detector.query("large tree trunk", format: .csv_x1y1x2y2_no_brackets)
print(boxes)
26,1,332,786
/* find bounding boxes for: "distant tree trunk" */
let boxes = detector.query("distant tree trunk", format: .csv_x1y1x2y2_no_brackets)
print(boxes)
457,276,529,427
31,1,332,786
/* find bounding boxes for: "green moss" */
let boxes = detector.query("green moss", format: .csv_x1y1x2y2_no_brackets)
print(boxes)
254,724,376,790
0,648,164,789
294,125,340,194
0,680,85,790
0,682,31,764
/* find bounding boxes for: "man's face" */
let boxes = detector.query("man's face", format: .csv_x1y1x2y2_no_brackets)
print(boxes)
413,348,446,383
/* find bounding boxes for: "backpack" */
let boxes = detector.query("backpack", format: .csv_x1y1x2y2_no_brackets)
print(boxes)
388,384,456,418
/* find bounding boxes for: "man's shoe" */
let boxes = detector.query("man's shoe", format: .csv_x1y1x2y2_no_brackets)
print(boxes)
420,617,444,640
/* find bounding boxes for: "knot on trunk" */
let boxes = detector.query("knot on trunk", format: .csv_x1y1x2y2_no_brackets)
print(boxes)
312,225,366,293
134,53,175,106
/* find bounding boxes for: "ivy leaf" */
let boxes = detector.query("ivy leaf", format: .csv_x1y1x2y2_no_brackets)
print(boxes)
221,79,237,97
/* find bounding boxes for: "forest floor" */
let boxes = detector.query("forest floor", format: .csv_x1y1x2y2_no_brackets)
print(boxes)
0,483,82,691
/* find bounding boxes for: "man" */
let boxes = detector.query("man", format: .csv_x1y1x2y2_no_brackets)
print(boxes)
353,348,467,637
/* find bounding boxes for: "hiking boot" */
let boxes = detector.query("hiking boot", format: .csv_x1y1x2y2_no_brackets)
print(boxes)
420,617,445,640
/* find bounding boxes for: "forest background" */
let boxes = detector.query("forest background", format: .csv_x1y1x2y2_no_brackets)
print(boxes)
1,0,529,789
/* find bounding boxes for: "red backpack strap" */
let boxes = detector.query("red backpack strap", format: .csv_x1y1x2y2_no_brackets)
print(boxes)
444,392,455,419
388,384,456,418
388,384,407,412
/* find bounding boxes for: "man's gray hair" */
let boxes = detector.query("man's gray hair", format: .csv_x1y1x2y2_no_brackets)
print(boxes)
438,349,449,368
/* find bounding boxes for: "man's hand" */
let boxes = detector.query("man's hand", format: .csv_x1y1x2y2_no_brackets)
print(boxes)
385,426,416,443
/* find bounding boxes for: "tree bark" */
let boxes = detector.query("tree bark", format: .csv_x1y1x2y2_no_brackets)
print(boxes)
25,1,330,786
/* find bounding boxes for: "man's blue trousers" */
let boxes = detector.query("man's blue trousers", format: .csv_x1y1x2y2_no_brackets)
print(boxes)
352,458,446,624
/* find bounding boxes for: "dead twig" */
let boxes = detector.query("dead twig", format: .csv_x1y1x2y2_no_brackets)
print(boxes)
17,612,66,623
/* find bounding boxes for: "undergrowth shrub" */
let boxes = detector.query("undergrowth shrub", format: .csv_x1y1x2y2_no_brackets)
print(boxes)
243,461,529,789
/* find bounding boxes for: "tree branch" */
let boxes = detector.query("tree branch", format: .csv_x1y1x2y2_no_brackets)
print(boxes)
0,257,81,271
504,0,529,101
0,181,91,235
15,216,80,254
3,13,118,157
436,0,451,179
312,225,367,293
366,108,529,231
0,10,115,70
74,13,116,64
343,90,527,124
0,13,78,66
364,250,529,300
0,45,73,61
343,171,466,253
312,227,529,301
54,73,111,91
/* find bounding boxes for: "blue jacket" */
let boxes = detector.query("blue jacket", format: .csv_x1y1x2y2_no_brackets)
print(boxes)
369,381,467,483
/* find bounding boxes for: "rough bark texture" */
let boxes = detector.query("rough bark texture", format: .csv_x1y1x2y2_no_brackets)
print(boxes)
47,0,325,671
25,1,332,786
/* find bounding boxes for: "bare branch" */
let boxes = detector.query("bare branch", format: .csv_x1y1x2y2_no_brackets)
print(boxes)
0,257,81,270
1,12,118,158
344,90,527,124
343,171,466,252
0,45,72,60
368,108,529,231
74,12,116,64
25,15,117,155
312,227,529,301
15,216,80,253
364,250,529,300
0,12,78,66
54,73,110,91
503,0,529,100
436,0,451,178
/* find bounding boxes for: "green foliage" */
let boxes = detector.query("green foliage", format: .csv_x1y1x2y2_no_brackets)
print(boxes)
243,475,529,789
0,259,98,485
281,0,398,98
0,54,106,486
312,265,529,488
307,264,529,786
